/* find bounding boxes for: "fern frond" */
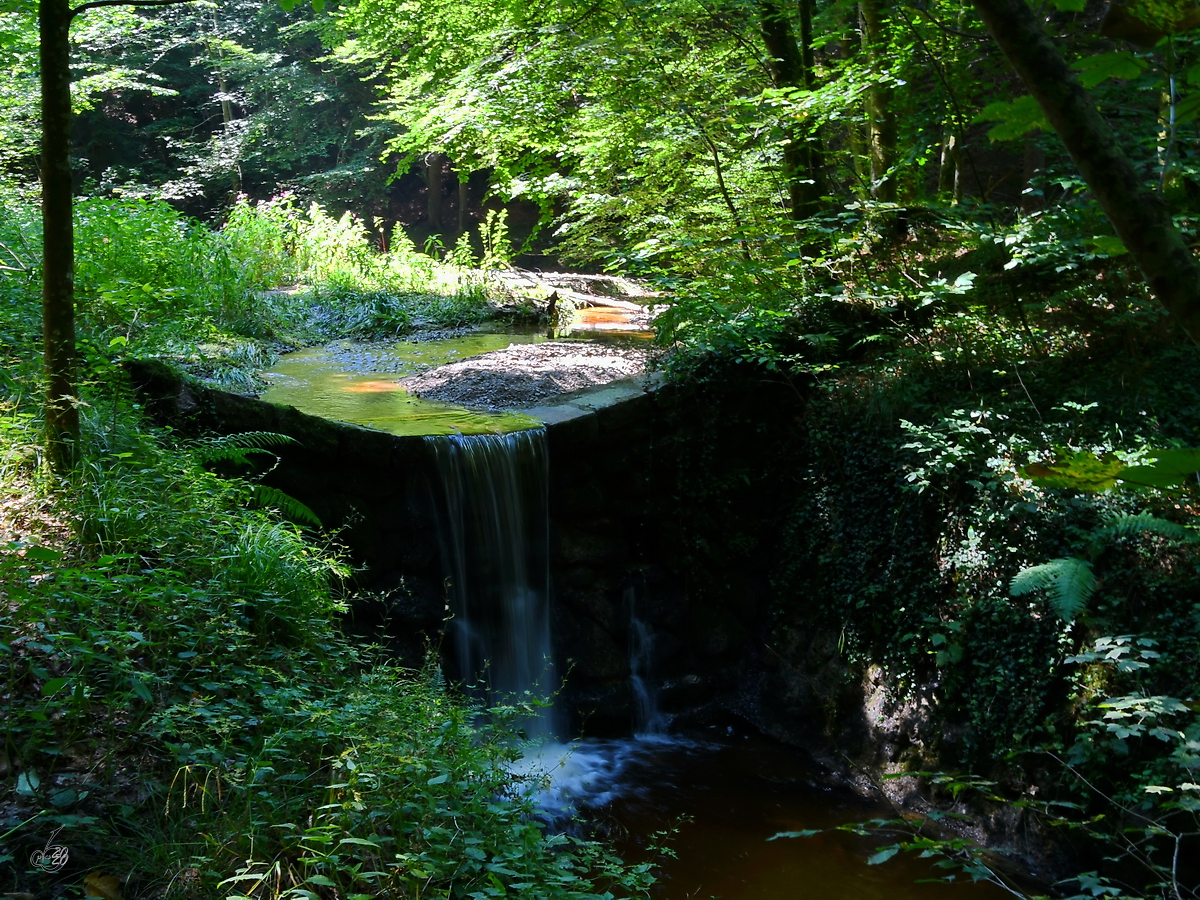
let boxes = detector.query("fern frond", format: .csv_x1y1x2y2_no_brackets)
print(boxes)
1011,557,1096,623
1092,512,1192,544
194,432,298,466
250,485,322,527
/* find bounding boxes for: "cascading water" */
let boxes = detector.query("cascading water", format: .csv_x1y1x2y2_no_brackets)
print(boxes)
425,429,558,739
427,429,678,817
627,585,667,735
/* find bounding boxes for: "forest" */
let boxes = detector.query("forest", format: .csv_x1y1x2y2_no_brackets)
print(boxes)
2,0,1200,896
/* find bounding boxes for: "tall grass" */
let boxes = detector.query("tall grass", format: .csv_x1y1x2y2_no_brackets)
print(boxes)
1,191,506,399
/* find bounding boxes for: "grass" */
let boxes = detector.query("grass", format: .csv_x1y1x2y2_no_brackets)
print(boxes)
2,189,543,397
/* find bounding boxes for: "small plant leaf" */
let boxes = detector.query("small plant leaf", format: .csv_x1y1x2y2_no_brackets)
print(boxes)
16,771,39,796
250,485,322,527
1011,557,1096,622
1023,451,1125,491
84,872,123,900
867,846,901,865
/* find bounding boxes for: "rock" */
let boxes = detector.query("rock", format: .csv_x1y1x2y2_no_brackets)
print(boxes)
402,341,649,409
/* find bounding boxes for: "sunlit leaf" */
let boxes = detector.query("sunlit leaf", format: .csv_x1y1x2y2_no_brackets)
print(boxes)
1022,451,1125,491
1070,52,1148,88
867,846,901,865
976,96,1049,141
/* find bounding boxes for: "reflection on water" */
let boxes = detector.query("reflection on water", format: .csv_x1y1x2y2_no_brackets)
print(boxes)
259,304,654,436
260,333,549,435
523,732,1008,900
572,306,656,339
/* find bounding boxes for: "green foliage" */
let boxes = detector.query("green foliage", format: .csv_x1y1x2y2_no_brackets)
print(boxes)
1010,556,1097,622
250,484,323,527
976,95,1049,140
1024,448,1200,491
192,430,298,468
0,386,648,900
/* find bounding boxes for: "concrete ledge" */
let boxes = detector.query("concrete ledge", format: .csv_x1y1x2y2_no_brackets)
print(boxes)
521,372,665,425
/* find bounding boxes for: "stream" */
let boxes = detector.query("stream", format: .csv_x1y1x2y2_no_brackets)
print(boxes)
259,306,1014,900
530,731,1010,900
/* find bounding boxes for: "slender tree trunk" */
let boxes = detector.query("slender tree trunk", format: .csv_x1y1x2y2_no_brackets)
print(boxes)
456,168,469,233
759,0,825,218
840,31,871,196
971,0,1200,346
797,0,828,199
860,0,897,202
41,0,78,473
938,132,958,196
425,152,444,230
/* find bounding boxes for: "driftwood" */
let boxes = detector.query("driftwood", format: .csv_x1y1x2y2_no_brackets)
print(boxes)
495,268,658,311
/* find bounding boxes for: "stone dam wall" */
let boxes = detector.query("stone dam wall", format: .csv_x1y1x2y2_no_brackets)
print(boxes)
126,357,784,737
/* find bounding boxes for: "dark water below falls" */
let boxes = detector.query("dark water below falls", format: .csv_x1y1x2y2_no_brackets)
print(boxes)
521,734,1009,900
424,423,1011,900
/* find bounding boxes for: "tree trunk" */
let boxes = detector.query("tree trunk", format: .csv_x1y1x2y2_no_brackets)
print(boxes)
425,152,445,229
759,0,825,218
938,132,958,196
971,0,1200,346
40,0,79,473
840,31,871,196
860,0,897,202
456,168,469,233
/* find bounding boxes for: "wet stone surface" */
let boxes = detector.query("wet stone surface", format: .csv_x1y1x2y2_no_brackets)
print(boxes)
401,341,650,410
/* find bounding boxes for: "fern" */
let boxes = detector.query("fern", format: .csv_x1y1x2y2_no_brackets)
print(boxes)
194,431,298,468
250,485,322,527
1091,512,1192,545
1011,557,1097,623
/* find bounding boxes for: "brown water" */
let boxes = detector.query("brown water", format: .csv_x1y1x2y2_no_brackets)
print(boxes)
260,333,549,435
527,733,1009,900
260,308,653,436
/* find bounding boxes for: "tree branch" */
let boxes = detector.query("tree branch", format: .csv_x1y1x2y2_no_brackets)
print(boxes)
70,0,199,20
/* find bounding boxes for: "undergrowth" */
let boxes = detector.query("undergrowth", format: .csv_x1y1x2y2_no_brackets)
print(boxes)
0,187,639,897
0,380,651,899
645,200,1200,897
0,189,529,396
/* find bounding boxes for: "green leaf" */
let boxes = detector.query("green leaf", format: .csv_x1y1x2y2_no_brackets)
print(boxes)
42,677,69,696
1116,448,1200,487
1176,91,1200,124
1049,0,1086,9
250,485,322,527
1070,51,1148,88
16,771,39,796
1088,235,1127,257
1011,558,1096,622
976,96,1049,141
427,773,450,785
22,546,63,561
1022,451,1125,491
129,677,153,703
1092,512,1191,543
768,830,821,840
867,846,901,865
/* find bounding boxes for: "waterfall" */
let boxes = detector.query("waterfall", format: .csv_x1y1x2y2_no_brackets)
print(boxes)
627,585,667,735
426,429,558,739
